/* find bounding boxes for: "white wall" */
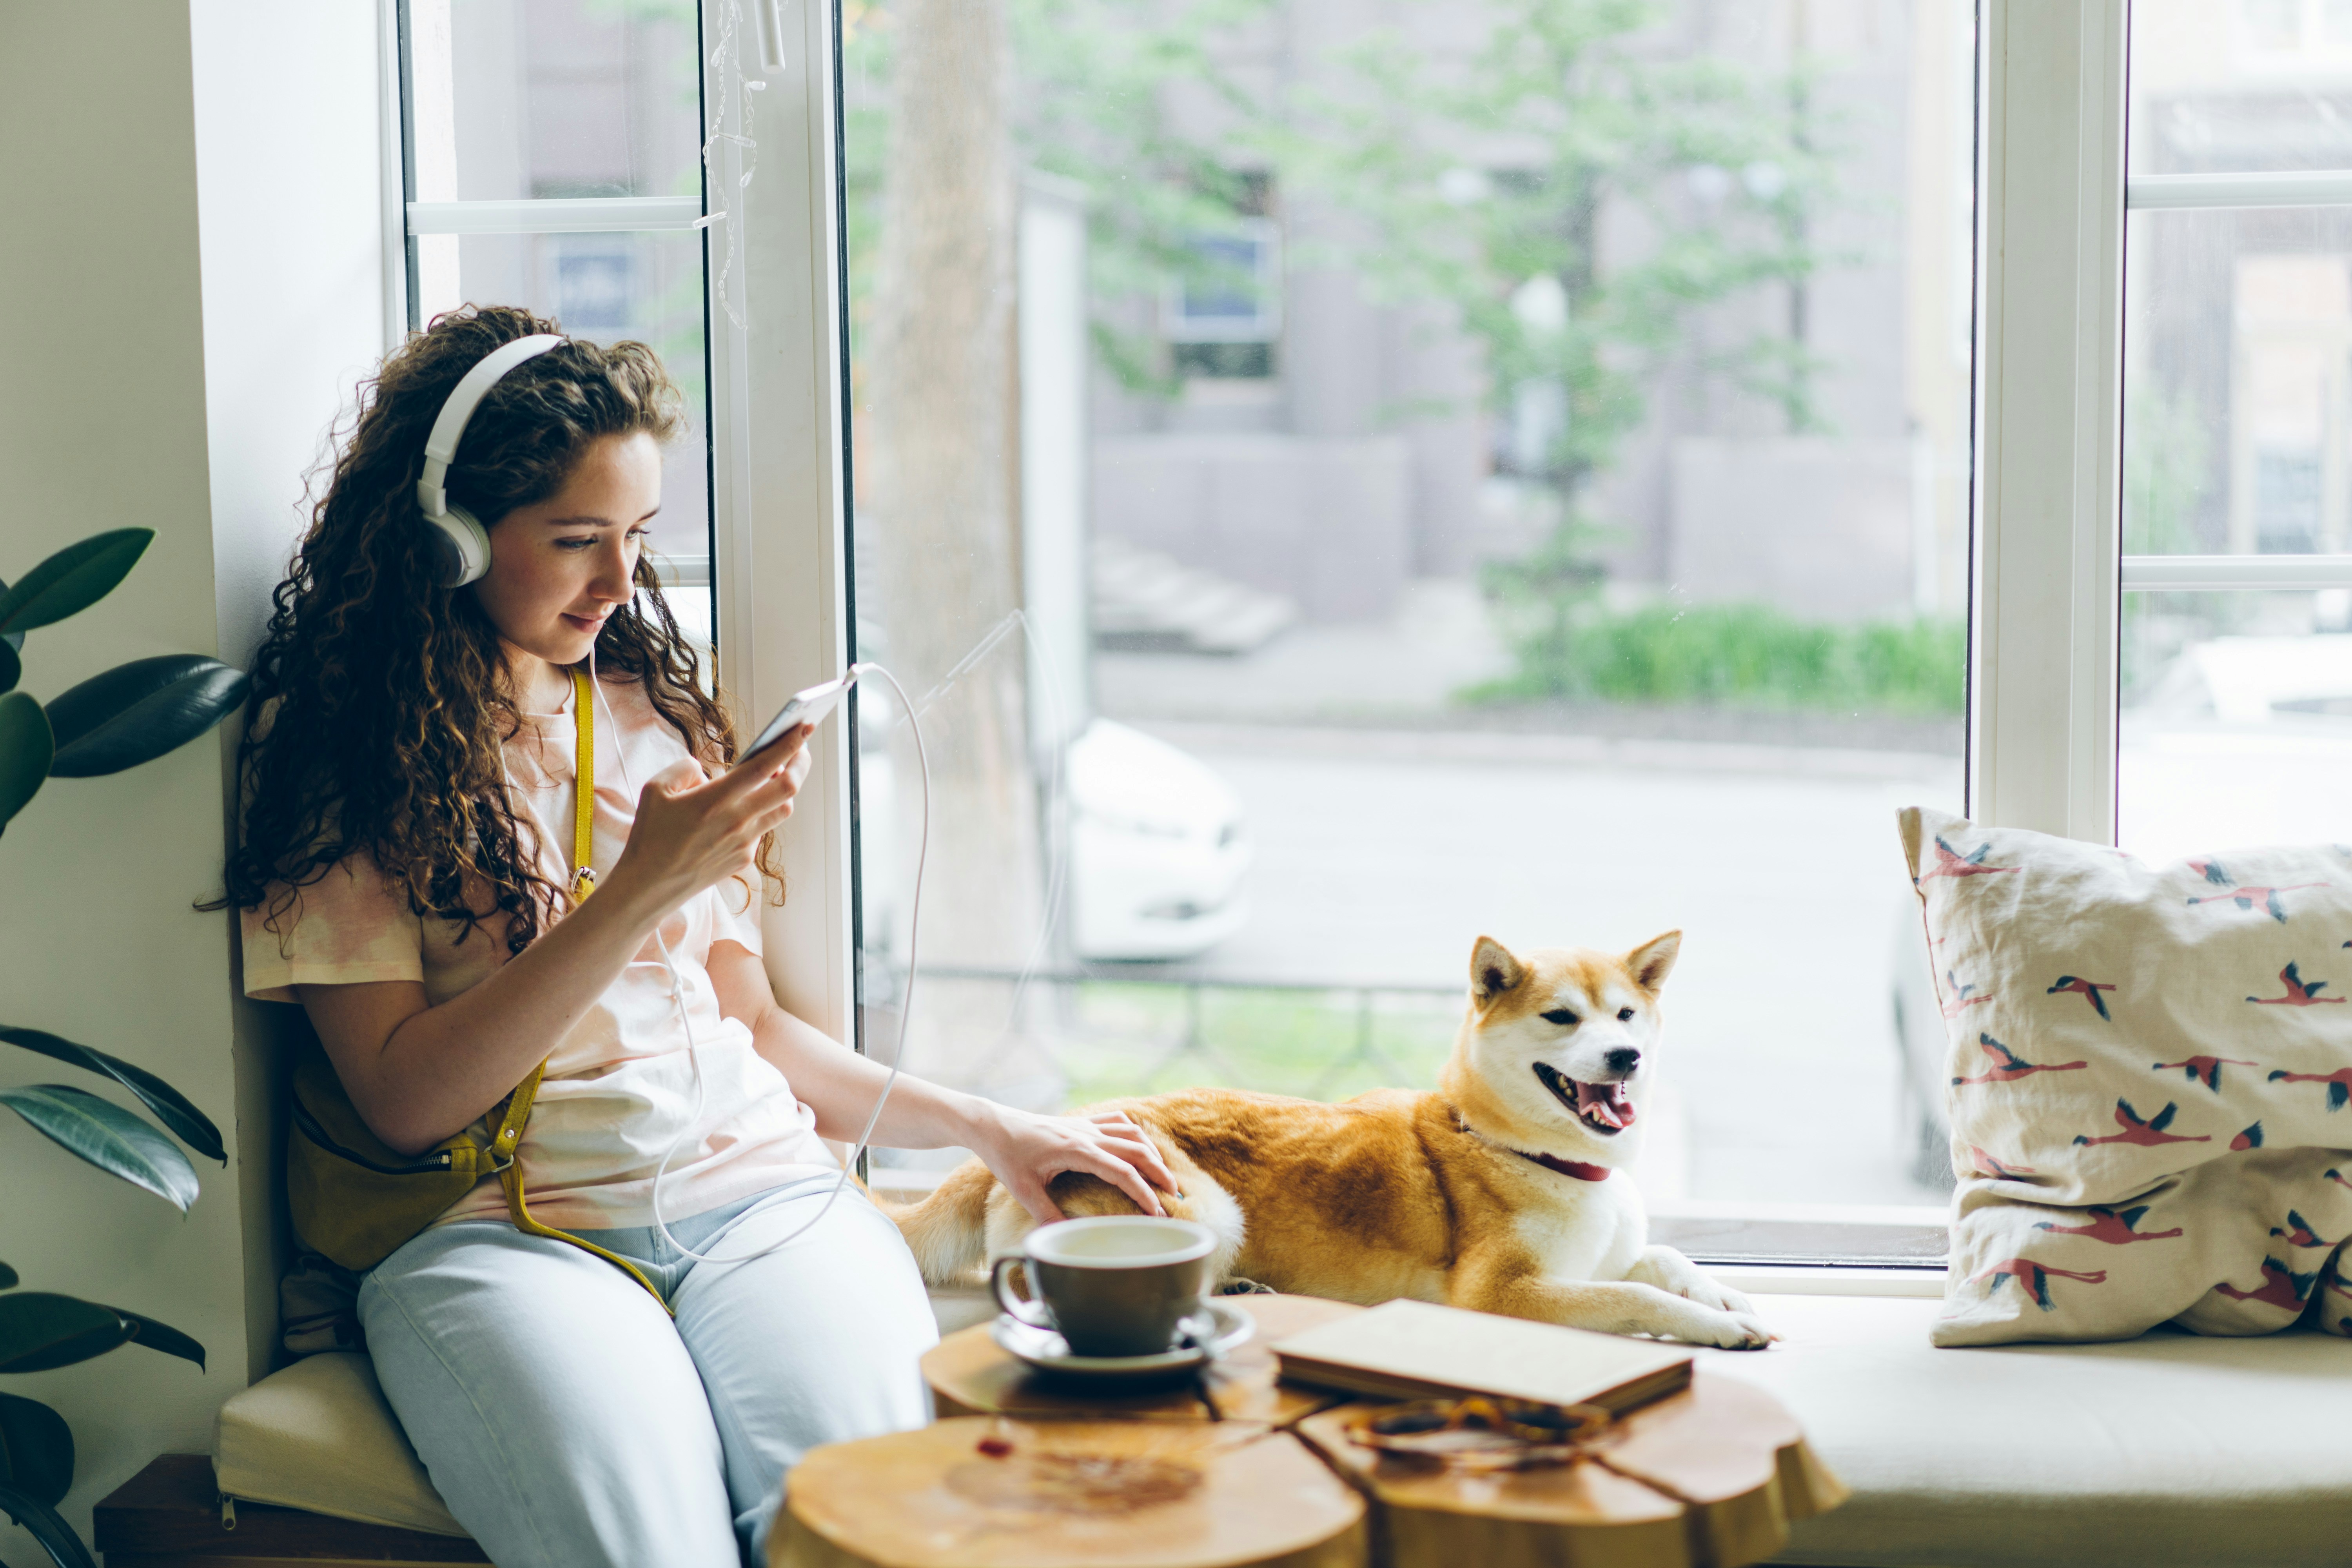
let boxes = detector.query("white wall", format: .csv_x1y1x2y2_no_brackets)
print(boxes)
0,1,387,1552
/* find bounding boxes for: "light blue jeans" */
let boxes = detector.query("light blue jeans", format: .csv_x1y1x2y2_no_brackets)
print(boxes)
357,1175,939,1568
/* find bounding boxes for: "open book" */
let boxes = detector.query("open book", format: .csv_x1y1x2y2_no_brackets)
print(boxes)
1270,1300,1693,1413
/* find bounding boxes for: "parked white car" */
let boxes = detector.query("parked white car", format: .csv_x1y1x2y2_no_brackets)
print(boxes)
855,718,1251,965
1065,719,1251,960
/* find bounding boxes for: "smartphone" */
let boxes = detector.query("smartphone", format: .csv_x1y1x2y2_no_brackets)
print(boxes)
744,671,858,760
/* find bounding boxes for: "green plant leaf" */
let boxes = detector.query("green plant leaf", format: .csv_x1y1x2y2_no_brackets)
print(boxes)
0,635,17,695
45,656,248,779
112,1309,205,1371
0,1393,73,1508
0,1294,131,1374
0,690,53,832
0,1261,15,1289
0,529,153,636
0,1085,198,1210
0,1476,101,1568
0,1028,224,1163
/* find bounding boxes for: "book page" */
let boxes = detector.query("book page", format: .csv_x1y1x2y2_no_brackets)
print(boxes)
1271,1299,1691,1405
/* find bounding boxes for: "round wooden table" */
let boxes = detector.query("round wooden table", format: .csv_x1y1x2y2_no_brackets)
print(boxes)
784,1295,1846,1568
771,1418,1368,1568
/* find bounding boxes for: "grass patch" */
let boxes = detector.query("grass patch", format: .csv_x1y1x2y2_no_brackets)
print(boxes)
1470,601,1965,715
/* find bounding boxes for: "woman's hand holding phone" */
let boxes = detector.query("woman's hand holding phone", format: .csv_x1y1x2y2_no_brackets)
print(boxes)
603,723,809,916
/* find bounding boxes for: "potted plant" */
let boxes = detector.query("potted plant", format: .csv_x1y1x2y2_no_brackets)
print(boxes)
0,529,247,1568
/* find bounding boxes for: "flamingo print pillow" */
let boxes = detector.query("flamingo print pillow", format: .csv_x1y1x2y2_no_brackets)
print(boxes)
1900,806,2352,1348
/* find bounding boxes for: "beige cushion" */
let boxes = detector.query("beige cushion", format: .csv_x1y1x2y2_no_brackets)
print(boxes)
213,1350,466,1537
1900,805,2352,1345
1709,1293,2352,1567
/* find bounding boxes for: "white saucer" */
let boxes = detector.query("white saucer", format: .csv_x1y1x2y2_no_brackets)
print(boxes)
989,1299,1255,1379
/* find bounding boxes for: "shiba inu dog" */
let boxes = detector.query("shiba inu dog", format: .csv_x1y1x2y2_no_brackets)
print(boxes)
893,931,1773,1349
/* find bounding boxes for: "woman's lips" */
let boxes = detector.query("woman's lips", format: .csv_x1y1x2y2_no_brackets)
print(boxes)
563,612,609,633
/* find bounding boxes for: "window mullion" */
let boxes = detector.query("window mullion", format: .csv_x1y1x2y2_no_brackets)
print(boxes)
1972,0,2129,843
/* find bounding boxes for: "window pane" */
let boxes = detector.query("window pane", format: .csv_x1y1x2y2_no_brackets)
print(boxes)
411,0,704,202
429,230,713,595
2123,208,2352,555
2130,0,2352,176
846,0,1973,1208
2120,590,2352,856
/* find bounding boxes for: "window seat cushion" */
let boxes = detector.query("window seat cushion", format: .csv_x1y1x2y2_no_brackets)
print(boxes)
1708,1292,2352,1567
215,1288,2352,1566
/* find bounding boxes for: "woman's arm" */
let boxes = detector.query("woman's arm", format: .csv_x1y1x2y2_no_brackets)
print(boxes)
300,733,809,1155
705,939,1178,1221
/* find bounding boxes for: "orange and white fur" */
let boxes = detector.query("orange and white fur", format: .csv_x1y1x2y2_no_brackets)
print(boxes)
891,931,1773,1349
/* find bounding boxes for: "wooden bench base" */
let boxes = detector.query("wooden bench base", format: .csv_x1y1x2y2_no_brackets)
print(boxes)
92,1456,487,1568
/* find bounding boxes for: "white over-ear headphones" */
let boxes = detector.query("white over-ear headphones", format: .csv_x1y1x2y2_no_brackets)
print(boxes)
414,333,567,587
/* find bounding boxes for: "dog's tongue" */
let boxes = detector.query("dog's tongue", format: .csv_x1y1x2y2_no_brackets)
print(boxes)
1578,1080,1634,1130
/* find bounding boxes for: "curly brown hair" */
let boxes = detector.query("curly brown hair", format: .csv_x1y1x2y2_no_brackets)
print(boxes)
218,305,775,956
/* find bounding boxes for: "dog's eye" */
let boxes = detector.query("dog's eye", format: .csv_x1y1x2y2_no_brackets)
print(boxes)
1617,1007,1636,1022
1541,1008,1579,1027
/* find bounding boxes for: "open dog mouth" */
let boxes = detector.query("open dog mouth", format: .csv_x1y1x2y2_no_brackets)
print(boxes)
1533,1062,1636,1136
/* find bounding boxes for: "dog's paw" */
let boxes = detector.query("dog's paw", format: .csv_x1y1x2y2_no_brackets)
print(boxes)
1688,1308,1777,1350
1673,1276,1759,1317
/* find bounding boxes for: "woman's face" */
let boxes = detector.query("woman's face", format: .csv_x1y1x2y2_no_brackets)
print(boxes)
471,431,662,673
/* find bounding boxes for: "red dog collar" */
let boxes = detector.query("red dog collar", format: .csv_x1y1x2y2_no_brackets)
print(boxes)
1518,1149,1612,1182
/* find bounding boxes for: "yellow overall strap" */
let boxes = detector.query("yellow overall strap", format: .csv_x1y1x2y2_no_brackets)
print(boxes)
495,667,670,1312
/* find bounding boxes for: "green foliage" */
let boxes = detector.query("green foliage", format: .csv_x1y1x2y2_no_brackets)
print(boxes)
1468,599,1965,715
0,691,51,829
0,1392,73,1508
0,531,230,1542
0,1029,223,1164
45,655,249,780
0,530,152,639
0,1086,201,1212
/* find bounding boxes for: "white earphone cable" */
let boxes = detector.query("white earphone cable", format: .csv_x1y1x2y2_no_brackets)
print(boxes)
584,651,929,1266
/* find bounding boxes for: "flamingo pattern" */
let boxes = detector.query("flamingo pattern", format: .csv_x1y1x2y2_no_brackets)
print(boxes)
2073,1099,2211,1148
2247,962,2343,1007
2046,976,2117,1019
2032,1205,2181,1244
1918,835,2022,884
2214,1258,2318,1312
1968,1145,2037,1179
1973,1256,2107,1310
1942,971,1994,1019
2185,862,2329,922
2270,1210,2343,1249
1902,806,2352,1345
2153,1055,2257,1092
1953,1033,2088,1086
2264,1065,2352,1111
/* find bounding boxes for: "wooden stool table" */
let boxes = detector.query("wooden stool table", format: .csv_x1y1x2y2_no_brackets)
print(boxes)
923,1292,1362,1426
818,1295,1848,1568
771,1417,1368,1568
1296,1373,1848,1568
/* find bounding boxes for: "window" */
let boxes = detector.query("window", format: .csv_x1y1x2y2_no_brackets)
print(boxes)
839,0,1978,1240
2121,0,2352,862
394,0,718,645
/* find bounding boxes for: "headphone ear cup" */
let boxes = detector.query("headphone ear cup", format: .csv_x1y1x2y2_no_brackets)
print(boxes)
425,504,493,588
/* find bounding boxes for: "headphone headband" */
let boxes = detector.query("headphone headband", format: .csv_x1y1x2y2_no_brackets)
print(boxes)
416,334,566,519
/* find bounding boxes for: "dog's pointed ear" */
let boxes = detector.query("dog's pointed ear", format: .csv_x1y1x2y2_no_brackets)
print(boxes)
1625,930,1682,993
1471,936,1525,1006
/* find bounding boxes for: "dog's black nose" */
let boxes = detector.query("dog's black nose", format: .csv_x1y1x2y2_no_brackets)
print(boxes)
1604,1047,1641,1076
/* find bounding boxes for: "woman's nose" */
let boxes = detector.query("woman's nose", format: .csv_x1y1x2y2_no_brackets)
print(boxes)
592,541,637,602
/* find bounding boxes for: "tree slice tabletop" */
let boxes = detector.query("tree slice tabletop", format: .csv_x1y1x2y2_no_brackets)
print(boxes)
924,1293,1363,1426
771,1417,1368,1568
1294,1372,1848,1568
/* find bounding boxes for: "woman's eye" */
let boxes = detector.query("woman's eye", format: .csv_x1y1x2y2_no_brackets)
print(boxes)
1617,1007,1636,1022
556,536,597,551
1540,1008,1579,1027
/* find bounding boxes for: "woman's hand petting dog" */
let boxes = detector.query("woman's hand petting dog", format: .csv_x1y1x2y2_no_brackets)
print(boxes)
966,1106,1181,1222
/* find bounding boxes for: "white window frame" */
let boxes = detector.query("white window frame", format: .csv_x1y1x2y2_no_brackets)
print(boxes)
395,0,2352,1279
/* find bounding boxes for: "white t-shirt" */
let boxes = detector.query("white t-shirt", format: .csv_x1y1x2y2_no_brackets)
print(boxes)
242,675,835,1231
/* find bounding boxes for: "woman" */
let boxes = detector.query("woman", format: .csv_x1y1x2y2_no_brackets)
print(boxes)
224,306,1174,1568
